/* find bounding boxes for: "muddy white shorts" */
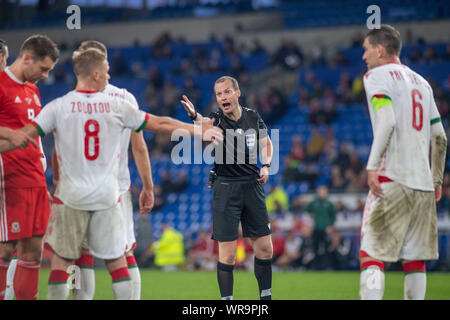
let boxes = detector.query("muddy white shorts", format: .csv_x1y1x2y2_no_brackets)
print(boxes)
360,180,438,262
45,202,127,260
120,191,136,252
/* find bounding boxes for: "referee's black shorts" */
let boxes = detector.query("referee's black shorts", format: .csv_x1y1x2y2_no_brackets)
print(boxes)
211,174,271,242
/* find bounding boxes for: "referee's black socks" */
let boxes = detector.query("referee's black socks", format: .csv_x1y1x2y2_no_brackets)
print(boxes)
217,261,234,300
254,257,272,300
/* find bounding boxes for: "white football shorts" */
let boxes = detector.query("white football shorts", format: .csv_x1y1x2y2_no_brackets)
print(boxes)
46,202,127,260
360,181,438,262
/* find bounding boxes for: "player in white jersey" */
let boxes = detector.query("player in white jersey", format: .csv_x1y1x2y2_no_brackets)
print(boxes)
358,25,447,300
0,48,222,300
57,41,153,300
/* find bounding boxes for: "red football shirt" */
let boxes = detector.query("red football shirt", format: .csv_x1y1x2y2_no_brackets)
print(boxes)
0,68,46,188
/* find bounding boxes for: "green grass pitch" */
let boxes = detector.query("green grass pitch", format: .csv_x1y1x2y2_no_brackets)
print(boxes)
36,269,450,300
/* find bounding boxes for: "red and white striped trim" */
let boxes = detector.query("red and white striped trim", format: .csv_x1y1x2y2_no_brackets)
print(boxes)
0,155,8,241
17,259,40,269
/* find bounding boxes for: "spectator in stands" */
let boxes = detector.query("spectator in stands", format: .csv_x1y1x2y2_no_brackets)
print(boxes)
306,128,326,162
273,230,301,270
147,65,164,89
336,72,353,104
266,185,289,215
183,77,201,109
329,164,346,192
308,97,326,126
305,185,337,270
330,50,349,67
145,224,185,271
151,32,173,59
333,141,352,173
229,54,247,80
111,50,128,76
281,155,301,184
297,86,310,108
289,134,307,162
186,230,218,271
172,58,196,76
250,38,267,55
272,39,304,71
423,46,439,62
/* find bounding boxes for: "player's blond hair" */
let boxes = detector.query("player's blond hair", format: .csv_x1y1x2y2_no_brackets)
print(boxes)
78,40,107,56
72,48,106,78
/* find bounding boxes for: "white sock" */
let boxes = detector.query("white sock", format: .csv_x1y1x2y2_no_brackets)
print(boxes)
47,284,69,300
4,258,17,300
359,265,385,300
73,268,95,300
404,272,426,300
112,280,132,300
111,267,132,300
128,267,141,300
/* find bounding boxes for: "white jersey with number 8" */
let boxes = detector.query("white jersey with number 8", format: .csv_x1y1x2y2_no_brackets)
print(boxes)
33,90,148,211
364,63,441,192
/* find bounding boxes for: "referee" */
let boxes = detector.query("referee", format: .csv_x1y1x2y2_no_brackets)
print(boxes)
181,76,274,300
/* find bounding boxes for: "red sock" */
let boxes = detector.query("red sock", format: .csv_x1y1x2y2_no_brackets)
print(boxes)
110,267,131,283
76,254,94,269
14,259,40,300
48,269,69,284
126,255,137,268
0,258,10,300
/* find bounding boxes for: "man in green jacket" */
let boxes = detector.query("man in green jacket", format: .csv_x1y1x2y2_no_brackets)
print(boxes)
305,185,336,270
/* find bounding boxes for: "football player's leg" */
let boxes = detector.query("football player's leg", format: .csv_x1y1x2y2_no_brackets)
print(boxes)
359,251,385,300
126,249,140,300
105,255,132,300
15,236,43,300
73,247,95,300
4,252,17,300
402,260,426,300
47,253,73,300
0,242,16,299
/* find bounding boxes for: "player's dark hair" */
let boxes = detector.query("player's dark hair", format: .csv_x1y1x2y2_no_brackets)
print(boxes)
365,24,402,57
0,39,6,56
79,40,107,56
19,34,59,62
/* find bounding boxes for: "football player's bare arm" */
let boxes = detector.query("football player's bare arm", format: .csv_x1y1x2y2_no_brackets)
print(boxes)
431,121,447,201
143,113,222,142
131,130,154,215
0,124,39,152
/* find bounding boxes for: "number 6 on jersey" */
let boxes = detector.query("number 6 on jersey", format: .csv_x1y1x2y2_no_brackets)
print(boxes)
84,119,100,160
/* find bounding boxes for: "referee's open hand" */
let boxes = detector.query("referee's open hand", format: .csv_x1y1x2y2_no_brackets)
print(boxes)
257,165,269,184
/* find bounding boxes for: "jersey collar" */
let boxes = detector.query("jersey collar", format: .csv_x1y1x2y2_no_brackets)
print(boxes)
4,67,26,85
76,90,99,94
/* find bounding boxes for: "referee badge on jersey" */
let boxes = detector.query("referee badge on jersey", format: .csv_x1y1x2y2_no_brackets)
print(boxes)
245,133,256,150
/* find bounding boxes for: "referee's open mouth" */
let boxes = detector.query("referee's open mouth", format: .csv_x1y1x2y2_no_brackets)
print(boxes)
222,102,231,111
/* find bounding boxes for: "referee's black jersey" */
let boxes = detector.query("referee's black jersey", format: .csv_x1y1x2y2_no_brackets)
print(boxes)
209,106,268,177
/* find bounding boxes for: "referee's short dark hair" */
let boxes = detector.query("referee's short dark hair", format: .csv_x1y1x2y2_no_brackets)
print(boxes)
19,34,59,62
0,39,6,56
214,76,240,92
365,24,402,57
